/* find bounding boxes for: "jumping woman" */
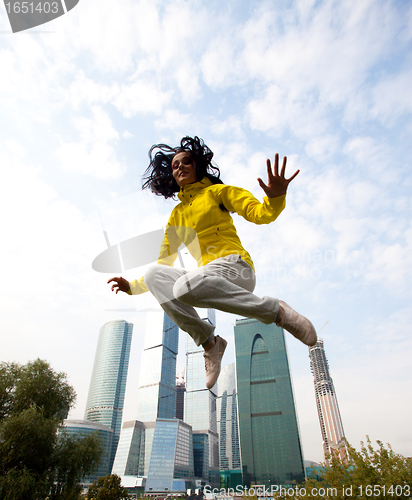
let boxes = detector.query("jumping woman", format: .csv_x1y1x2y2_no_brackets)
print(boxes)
108,136,317,389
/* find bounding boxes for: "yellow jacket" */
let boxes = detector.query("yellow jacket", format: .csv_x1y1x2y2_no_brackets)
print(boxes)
128,177,286,295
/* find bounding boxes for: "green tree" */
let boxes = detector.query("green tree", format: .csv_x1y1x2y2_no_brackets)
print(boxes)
49,429,103,500
286,437,412,500
0,359,102,500
87,474,130,500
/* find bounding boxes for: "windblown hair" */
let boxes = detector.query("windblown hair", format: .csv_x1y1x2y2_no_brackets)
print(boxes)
142,136,223,199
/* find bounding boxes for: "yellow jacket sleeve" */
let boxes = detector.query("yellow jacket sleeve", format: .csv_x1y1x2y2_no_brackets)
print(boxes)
219,185,286,224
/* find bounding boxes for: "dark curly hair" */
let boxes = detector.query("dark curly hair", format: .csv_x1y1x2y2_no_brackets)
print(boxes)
142,136,223,199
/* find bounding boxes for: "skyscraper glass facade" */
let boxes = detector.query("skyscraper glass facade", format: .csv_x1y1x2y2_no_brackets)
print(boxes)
176,379,186,420
234,318,305,488
112,420,145,477
84,319,133,473
217,363,241,488
146,419,194,493
184,309,219,487
62,419,113,484
136,311,178,422
113,311,180,480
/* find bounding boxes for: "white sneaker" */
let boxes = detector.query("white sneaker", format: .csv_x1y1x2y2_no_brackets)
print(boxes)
276,301,317,346
203,335,227,389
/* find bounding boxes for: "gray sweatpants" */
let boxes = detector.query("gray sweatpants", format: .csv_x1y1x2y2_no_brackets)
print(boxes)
144,254,280,346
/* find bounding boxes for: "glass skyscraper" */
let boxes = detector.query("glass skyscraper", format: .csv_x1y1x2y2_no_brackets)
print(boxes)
176,376,186,420
113,310,180,480
84,319,133,473
234,318,305,488
184,309,219,487
308,338,346,464
136,311,178,422
216,363,242,489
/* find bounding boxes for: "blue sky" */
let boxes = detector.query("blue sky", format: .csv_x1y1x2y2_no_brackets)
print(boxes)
1,0,411,464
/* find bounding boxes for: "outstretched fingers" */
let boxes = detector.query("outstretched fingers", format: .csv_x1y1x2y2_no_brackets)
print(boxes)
267,153,279,179
280,155,287,178
108,276,122,294
274,154,299,183
259,153,300,197
286,168,300,183
268,154,289,179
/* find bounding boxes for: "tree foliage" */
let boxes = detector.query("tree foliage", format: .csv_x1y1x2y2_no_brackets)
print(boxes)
0,359,76,421
289,437,412,500
87,474,130,500
0,359,102,500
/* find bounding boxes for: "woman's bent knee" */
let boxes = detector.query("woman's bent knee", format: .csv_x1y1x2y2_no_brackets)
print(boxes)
144,264,161,288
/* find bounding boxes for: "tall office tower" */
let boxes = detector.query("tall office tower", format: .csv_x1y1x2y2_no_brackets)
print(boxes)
134,310,179,476
184,309,219,487
309,338,346,463
113,310,179,479
216,363,242,489
176,372,186,420
234,318,305,488
84,319,133,473
136,311,178,422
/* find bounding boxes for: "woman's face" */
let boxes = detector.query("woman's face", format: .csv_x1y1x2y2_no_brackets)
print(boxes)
172,151,197,187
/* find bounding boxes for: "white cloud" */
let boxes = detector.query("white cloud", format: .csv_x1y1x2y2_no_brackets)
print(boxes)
366,228,412,289
56,106,124,179
305,134,340,161
209,115,245,141
370,69,412,125
201,34,246,90
343,136,398,184
154,109,193,132
332,217,371,264
114,80,172,117
247,84,330,141
57,0,140,73
0,147,95,342
66,71,120,109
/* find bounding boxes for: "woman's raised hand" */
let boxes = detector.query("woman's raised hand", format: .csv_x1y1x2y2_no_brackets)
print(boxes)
108,277,131,294
257,154,299,198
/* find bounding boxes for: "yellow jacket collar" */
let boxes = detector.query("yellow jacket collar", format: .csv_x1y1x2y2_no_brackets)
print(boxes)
178,177,213,202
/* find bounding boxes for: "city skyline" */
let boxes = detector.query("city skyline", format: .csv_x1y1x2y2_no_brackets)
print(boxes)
107,311,308,490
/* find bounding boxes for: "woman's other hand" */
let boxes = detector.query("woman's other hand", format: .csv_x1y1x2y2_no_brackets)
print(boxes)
257,153,299,198
107,277,131,294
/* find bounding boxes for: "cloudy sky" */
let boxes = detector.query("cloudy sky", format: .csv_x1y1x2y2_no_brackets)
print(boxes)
1,0,411,464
